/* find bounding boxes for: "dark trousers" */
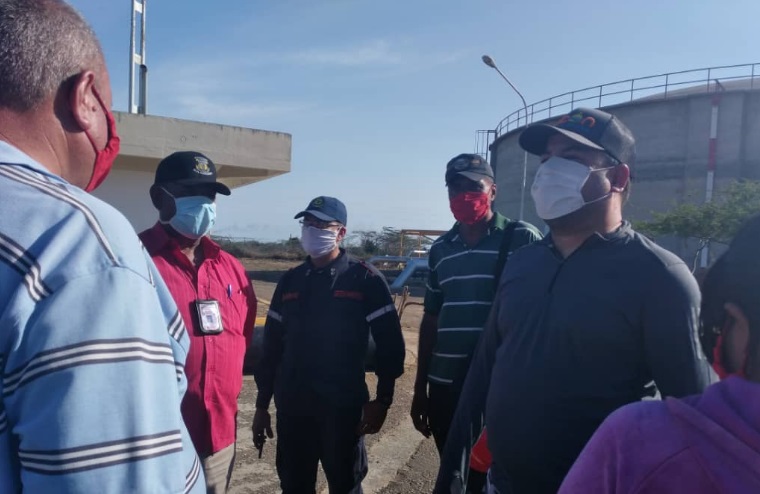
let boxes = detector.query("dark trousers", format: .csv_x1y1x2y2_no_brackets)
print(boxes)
429,382,487,494
276,405,368,494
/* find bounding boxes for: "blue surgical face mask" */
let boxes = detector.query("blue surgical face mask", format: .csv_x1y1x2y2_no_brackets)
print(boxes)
161,192,217,239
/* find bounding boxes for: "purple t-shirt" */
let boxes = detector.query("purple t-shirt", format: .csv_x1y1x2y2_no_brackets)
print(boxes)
560,377,760,493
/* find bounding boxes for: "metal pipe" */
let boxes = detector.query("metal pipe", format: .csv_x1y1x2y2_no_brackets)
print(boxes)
482,55,530,220
139,64,148,114
701,92,721,268
128,0,136,113
139,1,147,114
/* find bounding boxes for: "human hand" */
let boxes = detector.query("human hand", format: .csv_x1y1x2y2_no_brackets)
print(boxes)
357,400,389,435
252,408,273,457
410,389,431,437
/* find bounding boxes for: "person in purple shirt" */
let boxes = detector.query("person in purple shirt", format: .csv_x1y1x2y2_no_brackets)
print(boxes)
560,214,760,493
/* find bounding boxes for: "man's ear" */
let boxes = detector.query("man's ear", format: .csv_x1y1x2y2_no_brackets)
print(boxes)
149,184,163,210
724,302,750,337
68,71,98,132
337,226,347,243
610,164,631,192
490,183,497,201
724,302,752,374
150,184,176,221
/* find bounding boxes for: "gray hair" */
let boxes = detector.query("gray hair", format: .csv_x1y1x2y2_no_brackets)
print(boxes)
0,0,103,112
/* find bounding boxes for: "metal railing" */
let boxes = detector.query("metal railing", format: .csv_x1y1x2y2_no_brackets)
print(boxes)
492,63,760,137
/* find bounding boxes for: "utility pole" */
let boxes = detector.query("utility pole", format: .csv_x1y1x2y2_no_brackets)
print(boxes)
129,0,148,114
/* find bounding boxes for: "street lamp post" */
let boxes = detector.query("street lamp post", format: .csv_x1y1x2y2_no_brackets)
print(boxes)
482,55,530,220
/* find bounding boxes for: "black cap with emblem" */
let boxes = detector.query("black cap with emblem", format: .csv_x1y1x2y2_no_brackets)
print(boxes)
154,151,231,195
445,153,495,185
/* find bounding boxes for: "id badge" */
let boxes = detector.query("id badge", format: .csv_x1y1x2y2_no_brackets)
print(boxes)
196,299,224,334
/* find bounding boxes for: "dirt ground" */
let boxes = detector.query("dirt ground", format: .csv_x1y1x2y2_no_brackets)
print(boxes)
228,258,439,494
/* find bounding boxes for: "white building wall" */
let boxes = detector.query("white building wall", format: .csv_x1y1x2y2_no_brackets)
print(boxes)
92,169,157,232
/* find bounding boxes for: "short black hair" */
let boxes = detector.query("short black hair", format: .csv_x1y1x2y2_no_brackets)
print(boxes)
700,214,760,363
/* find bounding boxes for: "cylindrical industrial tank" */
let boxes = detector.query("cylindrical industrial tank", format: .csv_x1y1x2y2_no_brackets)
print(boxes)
490,85,760,264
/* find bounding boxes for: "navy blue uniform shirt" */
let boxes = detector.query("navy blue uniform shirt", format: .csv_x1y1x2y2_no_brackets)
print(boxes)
255,250,405,412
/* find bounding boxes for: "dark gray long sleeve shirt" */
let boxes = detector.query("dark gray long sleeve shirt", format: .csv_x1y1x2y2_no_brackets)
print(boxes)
435,222,713,494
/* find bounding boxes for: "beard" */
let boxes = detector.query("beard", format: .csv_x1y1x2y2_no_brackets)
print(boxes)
544,198,609,235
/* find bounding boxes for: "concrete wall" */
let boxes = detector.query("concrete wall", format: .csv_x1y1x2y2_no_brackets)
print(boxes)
112,112,292,189
90,112,292,230
490,89,760,262
92,169,157,233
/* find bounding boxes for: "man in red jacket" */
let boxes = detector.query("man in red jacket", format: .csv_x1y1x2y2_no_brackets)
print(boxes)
139,151,257,493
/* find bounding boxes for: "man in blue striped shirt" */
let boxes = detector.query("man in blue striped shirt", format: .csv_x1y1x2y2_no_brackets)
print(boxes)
0,1,203,492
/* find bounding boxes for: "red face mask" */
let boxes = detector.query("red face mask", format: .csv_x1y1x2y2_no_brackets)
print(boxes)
83,87,121,192
450,191,491,225
712,333,747,380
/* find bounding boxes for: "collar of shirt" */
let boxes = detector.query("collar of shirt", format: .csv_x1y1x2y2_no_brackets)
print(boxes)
0,140,65,184
542,221,634,252
445,212,508,245
307,248,349,277
141,222,221,264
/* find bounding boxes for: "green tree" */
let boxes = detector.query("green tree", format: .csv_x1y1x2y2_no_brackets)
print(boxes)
636,180,760,258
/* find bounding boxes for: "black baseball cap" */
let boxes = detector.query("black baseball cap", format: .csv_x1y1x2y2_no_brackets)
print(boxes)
295,196,348,225
445,153,494,185
519,107,636,165
154,151,231,195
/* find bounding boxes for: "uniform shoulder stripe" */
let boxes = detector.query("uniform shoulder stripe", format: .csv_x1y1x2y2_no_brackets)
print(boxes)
0,166,118,265
366,304,396,323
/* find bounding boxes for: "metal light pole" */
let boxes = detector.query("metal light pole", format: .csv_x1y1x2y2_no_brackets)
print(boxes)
129,0,148,114
482,55,529,220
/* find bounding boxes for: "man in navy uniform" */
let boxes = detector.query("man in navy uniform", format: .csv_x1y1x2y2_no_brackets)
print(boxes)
253,196,406,494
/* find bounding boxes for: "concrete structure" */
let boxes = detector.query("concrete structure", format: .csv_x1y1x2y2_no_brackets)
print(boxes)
93,112,291,232
488,67,760,265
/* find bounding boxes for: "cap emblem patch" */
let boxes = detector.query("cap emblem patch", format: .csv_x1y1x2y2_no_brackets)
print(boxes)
193,156,213,175
557,111,596,128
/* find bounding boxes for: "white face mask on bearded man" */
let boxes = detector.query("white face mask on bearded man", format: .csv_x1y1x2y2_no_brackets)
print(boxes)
530,156,616,220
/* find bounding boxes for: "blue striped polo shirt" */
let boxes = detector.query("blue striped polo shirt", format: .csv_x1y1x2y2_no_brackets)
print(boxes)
0,141,204,493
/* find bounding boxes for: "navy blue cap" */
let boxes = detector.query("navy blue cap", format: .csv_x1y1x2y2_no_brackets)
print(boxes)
445,153,494,185
519,107,636,165
154,151,231,195
294,196,348,225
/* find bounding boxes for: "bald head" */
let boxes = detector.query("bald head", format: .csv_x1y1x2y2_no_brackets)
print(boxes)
0,0,103,112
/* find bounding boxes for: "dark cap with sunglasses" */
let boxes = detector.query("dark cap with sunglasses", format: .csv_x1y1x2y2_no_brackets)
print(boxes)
294,196,347,226
445,154,494,185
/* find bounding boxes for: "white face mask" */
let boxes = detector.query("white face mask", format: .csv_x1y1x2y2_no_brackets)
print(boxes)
531,156,613,220
300,225,339,258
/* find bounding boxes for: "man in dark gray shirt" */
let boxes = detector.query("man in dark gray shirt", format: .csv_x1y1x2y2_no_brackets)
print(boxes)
435,108,714,494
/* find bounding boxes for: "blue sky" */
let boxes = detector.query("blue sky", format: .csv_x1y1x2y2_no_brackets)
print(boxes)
70,0,760,241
